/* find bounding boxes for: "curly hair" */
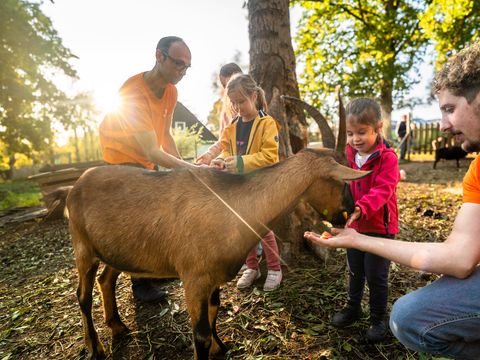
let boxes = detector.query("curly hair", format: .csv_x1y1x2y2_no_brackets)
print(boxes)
433,42,480,103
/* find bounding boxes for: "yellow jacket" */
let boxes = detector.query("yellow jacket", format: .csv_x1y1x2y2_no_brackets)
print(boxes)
218,111,280,173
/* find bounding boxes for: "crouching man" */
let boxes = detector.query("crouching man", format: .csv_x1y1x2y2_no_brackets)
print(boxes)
305,42,480,360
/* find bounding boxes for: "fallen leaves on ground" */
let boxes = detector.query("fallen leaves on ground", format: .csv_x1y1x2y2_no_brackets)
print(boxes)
0,159,471,359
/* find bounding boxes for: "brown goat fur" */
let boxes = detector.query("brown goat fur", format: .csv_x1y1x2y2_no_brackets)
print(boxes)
60,148,368,359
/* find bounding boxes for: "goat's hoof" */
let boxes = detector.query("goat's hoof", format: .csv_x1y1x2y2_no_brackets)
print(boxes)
88,350,106,360
111,323,130,339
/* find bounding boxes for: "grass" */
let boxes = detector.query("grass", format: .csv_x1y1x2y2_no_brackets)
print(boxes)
0,180,42,211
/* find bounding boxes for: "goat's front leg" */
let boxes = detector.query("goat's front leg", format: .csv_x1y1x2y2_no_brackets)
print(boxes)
184,281,213,360
208,287,228,358
97,265,129,338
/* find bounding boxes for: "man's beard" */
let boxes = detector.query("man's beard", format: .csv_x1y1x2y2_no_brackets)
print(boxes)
462,140,480,152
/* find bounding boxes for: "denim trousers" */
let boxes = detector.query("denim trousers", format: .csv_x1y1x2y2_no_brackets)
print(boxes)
390,266,480,359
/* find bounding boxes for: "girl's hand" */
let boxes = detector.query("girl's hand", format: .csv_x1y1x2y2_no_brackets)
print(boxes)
304,227,361,249
224,156,238,173
196,151,213,165
210,158,225,170
346,206,362,227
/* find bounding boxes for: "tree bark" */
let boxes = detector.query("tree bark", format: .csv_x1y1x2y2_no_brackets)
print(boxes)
247,0,307,157
380,81,393,140
247,0,329,262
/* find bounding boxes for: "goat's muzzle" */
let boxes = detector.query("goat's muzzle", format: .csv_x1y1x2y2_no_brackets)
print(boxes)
331,183,355,226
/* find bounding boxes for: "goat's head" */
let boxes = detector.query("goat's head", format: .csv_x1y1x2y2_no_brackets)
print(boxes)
300,148,370,226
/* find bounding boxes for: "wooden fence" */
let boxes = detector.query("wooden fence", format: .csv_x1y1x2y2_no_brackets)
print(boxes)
398,122,455,157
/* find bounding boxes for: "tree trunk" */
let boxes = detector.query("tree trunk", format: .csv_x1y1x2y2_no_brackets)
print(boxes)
5,153,16,180
247,0,307,157
248,0,325,262
379,78,393,140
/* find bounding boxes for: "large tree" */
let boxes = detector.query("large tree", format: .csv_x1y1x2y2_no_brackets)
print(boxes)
0,0,77,177
247,0,333,260
294,0,428,138
420,0,480,70
247,0,308,156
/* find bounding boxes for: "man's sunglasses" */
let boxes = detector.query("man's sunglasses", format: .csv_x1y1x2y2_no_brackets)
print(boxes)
162,51,191,71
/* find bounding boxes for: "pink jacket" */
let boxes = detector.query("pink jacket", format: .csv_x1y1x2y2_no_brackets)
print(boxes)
346,140,400,235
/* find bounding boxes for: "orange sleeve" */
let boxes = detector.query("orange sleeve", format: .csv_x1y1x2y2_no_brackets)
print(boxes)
463,156,480,204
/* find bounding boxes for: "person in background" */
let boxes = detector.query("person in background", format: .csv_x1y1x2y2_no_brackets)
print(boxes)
196,62,243,165
305,42,480,359
396,114,408,161
210,74,283,292
99,36,196,303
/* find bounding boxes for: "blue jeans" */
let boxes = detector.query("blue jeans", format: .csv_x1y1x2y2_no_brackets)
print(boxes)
390,267,480,359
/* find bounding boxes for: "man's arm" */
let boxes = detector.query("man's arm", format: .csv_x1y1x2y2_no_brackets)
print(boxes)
305,202,480,278
162,130,182,159
133,130,195,169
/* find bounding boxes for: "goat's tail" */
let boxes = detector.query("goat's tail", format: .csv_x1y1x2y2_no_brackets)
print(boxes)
43,186,73,221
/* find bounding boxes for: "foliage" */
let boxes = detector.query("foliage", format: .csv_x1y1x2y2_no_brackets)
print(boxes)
206,98,223,137
294,1,426,111
0,180,41,210
420,0,480,70
0,0,77,168
293,0,479,135
53,91,100,162
172,125,204,160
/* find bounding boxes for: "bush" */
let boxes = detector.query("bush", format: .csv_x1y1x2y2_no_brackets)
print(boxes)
0,181,42,210
172,125,204,161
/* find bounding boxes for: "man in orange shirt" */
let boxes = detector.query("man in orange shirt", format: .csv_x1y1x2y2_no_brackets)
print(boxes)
100,36,196,170
99,36,197,302
305,42,480,359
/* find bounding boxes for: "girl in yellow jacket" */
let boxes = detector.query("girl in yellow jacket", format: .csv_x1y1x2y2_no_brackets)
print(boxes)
211,74,282,291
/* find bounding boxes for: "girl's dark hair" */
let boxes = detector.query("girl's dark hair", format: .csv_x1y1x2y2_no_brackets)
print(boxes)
345,97,382,128
156,36,185,53
219,63,242,78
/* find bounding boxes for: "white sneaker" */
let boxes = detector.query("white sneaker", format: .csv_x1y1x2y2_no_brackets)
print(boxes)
263,270,282,292
236,268,261,289
237,264,248,275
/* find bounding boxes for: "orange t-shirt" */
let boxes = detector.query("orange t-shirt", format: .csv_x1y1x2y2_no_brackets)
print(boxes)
99,73,177,169
463,155,480,204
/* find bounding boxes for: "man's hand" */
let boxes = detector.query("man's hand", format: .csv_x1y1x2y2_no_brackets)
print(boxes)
304,227,361,249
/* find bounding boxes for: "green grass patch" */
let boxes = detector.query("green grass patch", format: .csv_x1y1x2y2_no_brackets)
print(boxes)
0,181,42,210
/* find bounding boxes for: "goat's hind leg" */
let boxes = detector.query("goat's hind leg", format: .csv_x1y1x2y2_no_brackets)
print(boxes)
208,287,228,358
97,265,129,338
184,281,215,360
76,258,105,359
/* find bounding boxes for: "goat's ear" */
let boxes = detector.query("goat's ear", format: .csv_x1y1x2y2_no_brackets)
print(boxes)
328,160,371,181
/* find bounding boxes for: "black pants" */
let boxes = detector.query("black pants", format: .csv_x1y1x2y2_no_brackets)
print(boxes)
346,232,394,318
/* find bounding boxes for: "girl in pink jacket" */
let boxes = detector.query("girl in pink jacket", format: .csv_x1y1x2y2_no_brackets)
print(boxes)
330,98,400,343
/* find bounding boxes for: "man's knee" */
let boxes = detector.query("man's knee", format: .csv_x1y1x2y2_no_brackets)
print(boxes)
389,293,423,350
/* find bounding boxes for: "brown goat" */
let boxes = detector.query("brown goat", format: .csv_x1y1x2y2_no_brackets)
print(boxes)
58,148,368,359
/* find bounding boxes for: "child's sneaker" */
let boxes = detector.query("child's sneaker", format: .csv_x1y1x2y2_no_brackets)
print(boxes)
263,270,282,291
237,264,248,275
237,268,261,289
